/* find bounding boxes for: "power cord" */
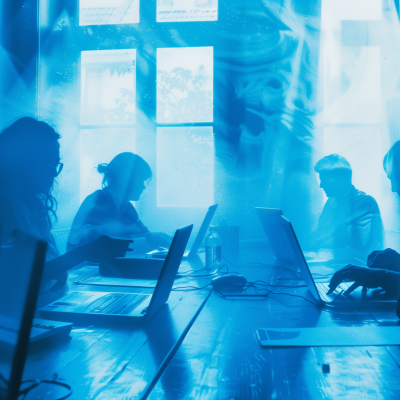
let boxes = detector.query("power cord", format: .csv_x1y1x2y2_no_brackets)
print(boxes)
0,373,72,400
222,256,302,278
172,283,213,291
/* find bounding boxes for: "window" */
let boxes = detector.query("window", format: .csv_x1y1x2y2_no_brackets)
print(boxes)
156,0,218,22
156,46,214,207
80,0,140,26
81,49,136,125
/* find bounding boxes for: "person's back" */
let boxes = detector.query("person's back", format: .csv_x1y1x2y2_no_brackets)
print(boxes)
67,188,149,251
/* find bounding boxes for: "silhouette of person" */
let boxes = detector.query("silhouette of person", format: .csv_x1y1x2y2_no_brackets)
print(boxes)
328,142,400,316
313,154,384,260
0,117,131,291
67,152,171,252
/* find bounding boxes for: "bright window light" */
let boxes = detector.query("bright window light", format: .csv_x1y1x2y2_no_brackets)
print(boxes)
81,49,136,125
157,46,213,124
157,126,214,207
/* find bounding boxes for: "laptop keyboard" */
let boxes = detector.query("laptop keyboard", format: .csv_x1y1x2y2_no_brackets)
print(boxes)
85,293,149,315
316,282,352,303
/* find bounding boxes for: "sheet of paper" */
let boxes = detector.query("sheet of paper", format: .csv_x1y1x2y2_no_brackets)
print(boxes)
256,326,400,347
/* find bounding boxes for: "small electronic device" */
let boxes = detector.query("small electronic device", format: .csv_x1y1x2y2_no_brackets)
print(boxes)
211,273,247,293
39,225,193,322
0,318,72,345
147,204,218,259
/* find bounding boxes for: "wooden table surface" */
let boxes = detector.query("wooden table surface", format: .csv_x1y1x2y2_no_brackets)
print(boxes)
22,262,212,400
20,249,400,399
147,250,400,400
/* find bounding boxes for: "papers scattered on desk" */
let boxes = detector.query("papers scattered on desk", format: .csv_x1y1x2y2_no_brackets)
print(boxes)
256,326,400,347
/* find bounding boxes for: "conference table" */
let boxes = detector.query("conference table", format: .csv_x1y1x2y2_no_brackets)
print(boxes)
22,248,400,399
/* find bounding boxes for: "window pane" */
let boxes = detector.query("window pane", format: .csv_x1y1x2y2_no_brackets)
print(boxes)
80,0,140,26
157,47,213,124
80,128,135,202
157,0,218,22
81,50,136,125
157,126,214,207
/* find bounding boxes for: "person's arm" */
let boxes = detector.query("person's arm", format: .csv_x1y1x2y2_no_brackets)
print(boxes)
43,235,132,282
327,265,400,295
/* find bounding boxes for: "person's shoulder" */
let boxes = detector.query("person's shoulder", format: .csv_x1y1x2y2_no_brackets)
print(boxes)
76,190,112,217
82,190,109,206
353,188,380,209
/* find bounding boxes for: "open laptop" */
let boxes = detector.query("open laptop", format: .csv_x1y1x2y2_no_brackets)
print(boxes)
0,230,47,400
255,208,298,271
39,224,193,322
147,204,218,260
277,214,397,305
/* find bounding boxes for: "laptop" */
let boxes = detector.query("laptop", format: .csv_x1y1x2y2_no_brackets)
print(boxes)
147,204,218,260
276,214,397,305
39,224,193,321
255,208,298,270
0,230,47,400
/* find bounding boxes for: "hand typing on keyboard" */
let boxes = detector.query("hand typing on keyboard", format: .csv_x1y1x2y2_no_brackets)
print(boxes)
327,265,400,295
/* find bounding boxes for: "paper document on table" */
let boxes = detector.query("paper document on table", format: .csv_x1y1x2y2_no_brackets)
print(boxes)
256,326,400,347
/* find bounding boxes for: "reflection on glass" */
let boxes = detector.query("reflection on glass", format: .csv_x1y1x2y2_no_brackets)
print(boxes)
157,126,213,207
80,128,135,202
157,0,218,22
81,50,136,125
157,47,213,124
79,0,140,26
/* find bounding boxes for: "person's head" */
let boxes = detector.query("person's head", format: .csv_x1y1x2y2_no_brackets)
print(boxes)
314,154,352,198
0,117,61,200
384,141,400,195
97,152,152,201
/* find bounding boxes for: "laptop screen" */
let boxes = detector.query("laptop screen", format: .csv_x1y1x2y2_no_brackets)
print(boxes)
146,225,193,317
0,230,46,397
255,208,297,267
279,217,321,301
188,204,217,257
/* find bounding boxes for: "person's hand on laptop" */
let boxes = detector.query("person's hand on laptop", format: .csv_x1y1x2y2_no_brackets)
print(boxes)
327,265,395,295
81,235,133,263
367,248,400,273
